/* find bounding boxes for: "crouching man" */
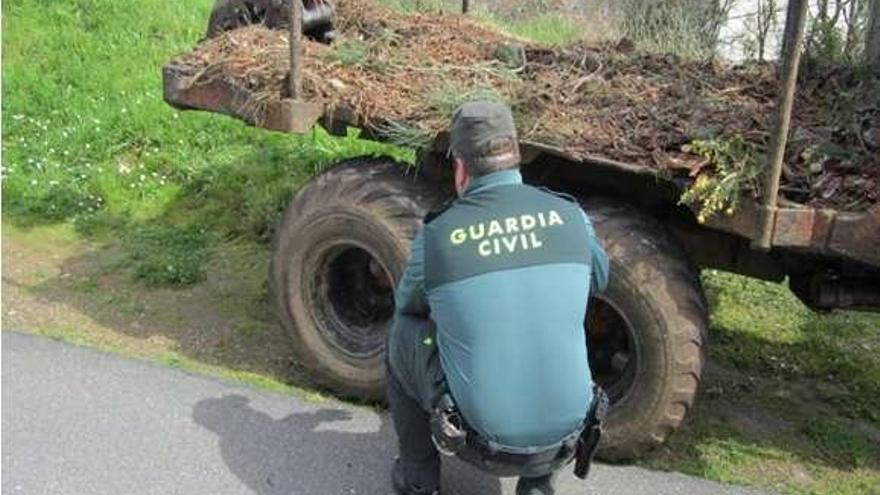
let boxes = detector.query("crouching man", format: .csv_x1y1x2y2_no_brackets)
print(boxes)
386,101,609,495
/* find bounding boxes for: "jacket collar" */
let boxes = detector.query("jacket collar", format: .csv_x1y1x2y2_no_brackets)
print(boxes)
464,169,523,196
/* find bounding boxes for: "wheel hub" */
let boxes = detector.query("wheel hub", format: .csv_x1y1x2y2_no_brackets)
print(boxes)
311,245,395,359
586,296,639,404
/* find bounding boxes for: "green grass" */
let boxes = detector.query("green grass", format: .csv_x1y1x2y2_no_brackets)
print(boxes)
703,271,880,425
644,270,880,495
125,224,213,286
2,0,408,287
428,85,508,116
31,321,327,403
617,0,728,59
152,349,328,402
486,12,584,46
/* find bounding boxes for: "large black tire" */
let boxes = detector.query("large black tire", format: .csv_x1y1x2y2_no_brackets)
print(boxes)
582,198,708,461
270,157,444,401
206,0,335,41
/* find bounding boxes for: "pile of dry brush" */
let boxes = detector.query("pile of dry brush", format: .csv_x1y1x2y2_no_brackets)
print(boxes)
174,0,879,212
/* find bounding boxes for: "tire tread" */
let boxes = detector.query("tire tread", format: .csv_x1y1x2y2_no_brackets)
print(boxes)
583,198,707,460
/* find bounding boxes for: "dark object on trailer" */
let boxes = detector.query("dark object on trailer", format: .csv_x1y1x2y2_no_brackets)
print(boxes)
164,0,880,461
207,0,336,42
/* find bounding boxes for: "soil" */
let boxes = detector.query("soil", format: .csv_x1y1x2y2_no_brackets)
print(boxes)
172,0,880,211
1,226,299,383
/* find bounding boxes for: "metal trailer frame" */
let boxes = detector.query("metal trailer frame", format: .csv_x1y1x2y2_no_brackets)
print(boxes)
162,0,880,272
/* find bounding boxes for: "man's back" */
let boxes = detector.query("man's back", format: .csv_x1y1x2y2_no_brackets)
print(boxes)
422,172,602,448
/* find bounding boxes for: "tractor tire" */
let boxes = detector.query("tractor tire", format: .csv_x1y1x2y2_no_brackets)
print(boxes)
270,157,444,401
582,198,708,461
206,0,287,38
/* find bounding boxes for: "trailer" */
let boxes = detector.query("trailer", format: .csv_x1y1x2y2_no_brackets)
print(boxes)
163,0,880,460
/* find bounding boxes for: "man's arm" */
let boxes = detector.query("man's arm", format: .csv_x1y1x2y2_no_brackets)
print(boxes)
581,211,609,293
395,231,430,318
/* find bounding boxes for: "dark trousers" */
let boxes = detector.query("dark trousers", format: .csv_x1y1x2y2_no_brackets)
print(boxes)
385,316,558,494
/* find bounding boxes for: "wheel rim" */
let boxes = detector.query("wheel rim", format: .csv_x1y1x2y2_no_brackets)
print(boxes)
309,243,395,360
586,296,640,404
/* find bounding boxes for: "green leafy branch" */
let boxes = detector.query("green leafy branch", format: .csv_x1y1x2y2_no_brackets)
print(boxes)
679,135,763,223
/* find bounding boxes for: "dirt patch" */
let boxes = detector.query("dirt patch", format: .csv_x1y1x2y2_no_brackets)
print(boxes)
2,225,301,384
171,0,879,211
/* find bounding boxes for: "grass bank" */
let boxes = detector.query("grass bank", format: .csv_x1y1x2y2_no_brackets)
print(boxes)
2,1,879,495
2,0,405,287
646,271,880,495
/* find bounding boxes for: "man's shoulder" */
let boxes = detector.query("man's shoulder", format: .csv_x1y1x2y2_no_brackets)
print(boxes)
525,184,580,206
423,198,456,224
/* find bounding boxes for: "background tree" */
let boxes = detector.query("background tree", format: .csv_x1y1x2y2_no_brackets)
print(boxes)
868,0,880,70
618,0,736,59
749,0,779,61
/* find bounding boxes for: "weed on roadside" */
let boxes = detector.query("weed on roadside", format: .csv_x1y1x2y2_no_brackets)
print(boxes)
428,84,508,116
125,224,212,287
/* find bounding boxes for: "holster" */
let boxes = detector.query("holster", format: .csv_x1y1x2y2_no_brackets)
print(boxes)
429,394,468,456
574,387,609,479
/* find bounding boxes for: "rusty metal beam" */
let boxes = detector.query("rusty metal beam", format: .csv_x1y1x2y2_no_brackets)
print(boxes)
827,203,880,267
753,0,809,250
163,64,323,133
704,196,880,267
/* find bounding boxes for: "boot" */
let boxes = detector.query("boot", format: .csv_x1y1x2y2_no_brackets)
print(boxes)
515,473,556,495
392,458,440,495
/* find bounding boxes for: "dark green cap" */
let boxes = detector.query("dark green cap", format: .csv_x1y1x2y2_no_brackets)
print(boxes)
449,100,520,173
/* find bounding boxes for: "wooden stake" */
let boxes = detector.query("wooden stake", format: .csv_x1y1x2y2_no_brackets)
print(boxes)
288,0,304,100
753,0,809,250
867,0,880,73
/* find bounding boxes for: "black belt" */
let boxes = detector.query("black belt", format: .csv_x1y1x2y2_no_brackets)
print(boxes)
430,387,607,478
464,424,581,469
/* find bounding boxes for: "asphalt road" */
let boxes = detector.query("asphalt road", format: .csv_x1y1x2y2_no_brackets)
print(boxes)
2,332,771,495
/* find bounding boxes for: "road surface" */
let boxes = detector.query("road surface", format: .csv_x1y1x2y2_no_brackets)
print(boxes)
2,332,770,495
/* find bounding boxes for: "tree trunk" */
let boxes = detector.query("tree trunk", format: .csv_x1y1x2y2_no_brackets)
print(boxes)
868,0,880,72
843,0,860,59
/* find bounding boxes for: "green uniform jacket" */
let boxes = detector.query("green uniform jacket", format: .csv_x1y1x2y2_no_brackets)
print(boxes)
390,169,609,448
